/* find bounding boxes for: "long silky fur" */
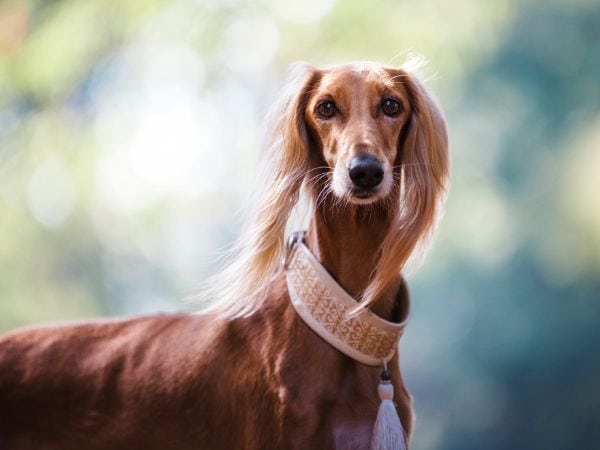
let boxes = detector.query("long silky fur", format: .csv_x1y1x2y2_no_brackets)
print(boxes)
198,63,319,317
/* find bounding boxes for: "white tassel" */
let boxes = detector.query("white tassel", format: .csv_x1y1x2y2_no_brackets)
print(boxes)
370,375,407,450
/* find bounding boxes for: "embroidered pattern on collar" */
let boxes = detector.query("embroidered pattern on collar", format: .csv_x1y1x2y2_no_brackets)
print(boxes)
285,239,407,366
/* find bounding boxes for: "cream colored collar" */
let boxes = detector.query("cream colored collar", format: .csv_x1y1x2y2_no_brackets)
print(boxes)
284,233,407,366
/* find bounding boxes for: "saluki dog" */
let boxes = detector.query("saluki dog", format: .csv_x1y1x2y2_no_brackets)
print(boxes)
0,61,449,450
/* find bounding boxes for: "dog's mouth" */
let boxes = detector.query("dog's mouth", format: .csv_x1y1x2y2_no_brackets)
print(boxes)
352,188,377,199
346,187,382,204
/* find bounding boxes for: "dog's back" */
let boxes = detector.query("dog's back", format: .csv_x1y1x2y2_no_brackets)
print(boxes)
0,314,227,450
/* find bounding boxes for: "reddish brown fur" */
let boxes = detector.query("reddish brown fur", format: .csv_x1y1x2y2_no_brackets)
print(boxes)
0,62,448,449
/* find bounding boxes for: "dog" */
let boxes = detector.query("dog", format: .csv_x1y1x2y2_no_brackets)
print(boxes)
0,60,449,450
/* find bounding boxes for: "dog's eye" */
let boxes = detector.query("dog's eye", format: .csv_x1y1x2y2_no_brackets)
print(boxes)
316,101,336,119
381,98,402,117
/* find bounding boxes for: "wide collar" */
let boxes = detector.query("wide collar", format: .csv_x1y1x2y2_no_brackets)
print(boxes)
284,232,408,366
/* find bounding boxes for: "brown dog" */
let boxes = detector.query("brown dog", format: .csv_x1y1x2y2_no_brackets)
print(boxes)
0,61,449,449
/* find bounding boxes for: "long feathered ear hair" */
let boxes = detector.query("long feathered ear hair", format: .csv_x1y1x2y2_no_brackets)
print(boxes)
356,65,450,312
201,64,320,317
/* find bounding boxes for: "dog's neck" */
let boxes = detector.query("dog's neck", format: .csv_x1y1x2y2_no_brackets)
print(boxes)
305,197,399,320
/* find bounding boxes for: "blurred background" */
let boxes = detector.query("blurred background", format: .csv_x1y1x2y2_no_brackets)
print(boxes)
0,0,599,448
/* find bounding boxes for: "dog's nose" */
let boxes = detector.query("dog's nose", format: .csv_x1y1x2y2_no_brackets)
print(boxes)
348,154,384,189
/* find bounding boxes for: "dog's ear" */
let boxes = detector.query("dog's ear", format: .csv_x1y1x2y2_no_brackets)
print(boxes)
399,72,449,201
251,63,320,267
359,69,449,312
211,65,321,317
265,63,321,183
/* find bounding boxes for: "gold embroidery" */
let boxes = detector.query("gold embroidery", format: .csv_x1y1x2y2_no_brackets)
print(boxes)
287,244,404,363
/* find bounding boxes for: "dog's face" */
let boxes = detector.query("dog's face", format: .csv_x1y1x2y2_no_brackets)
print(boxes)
304,66,412,205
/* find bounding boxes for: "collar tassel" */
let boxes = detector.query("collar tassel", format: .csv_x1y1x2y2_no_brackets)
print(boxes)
370,368,407,450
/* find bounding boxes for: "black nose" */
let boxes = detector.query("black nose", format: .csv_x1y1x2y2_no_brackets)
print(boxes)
348,154,384,189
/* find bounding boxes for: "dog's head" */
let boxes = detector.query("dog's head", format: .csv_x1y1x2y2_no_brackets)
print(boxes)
305,65,411,204
279,61,448,209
